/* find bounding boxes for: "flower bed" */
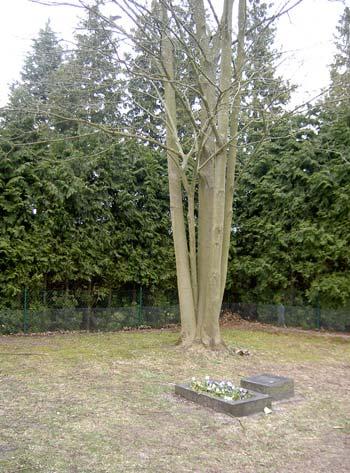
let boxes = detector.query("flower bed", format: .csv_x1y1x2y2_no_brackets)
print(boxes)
191,376,251,401
175,377,271,417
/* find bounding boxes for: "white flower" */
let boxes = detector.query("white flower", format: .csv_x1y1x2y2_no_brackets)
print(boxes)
205,375,210,381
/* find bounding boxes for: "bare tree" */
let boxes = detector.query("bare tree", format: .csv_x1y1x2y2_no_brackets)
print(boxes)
105,0,246,348
26,0,302,349
123,0,305,349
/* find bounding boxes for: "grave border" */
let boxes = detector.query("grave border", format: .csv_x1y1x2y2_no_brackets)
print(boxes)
175,384,271,417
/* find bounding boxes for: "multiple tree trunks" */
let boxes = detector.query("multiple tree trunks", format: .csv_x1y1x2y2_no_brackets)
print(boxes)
160,0,247,347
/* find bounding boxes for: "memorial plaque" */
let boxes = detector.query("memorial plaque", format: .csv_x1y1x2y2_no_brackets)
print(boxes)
240,374,294,400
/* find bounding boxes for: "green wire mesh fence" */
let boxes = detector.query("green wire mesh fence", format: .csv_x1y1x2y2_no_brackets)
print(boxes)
0,288,180,334
0,288,349,334
222,302,350,332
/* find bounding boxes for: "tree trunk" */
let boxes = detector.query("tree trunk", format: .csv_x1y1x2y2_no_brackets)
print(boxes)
159,0,246,349
161,4,196,345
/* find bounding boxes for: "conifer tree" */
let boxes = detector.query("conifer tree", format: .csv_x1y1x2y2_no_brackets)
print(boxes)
21,20,63,102
239,0,293,152
0,22,65,298
52,3,122,128
0,8,174,300
229,6,350,308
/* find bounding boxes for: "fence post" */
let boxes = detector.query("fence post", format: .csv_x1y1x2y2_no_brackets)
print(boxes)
315,294,321,329
23,287,29,333
138,286,143,325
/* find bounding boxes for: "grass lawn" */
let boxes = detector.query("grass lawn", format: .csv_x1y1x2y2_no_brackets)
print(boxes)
0,326,349,473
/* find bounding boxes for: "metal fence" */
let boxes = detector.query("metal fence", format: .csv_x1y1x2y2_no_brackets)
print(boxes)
0,306,180,335
223,302,350,332
0,288,179,335
0,289,349,334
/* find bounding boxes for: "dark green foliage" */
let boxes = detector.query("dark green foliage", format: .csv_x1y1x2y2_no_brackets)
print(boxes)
230,113,350,308
226,4,350,309
239,0,293,152
0,13,174,304
50,5,122,129
0,135,174,301
21,20,63,102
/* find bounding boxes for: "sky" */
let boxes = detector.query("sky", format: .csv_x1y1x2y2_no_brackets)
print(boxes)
275,0,347,105
0,0,348,107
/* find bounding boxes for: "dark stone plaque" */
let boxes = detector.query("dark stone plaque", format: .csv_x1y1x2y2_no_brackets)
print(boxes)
240,374,294,401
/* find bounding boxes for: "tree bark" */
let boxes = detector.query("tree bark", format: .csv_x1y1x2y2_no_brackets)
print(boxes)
159,0,247,349
161,4,196,345
221,0,247,299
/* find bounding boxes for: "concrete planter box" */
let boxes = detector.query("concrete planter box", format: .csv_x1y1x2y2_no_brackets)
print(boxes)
241,374,294,401
175,384,271,417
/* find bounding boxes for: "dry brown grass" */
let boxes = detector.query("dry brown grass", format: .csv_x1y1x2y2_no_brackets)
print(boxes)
0,326,349,472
